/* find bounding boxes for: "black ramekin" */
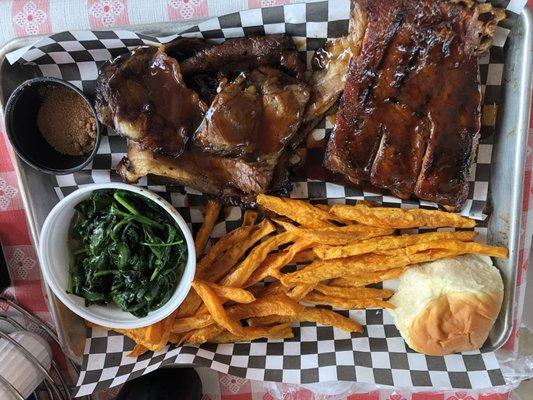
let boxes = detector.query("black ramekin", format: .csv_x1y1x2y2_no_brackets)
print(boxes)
4,77,102,175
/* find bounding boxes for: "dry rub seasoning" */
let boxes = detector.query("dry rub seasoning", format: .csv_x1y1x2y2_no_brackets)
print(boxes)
37,86,97,156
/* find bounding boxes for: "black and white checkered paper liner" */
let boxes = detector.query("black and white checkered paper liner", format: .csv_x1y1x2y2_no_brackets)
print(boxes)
6,0,527,395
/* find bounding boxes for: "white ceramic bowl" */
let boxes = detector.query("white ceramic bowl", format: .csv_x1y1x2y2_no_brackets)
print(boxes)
38,182,196,329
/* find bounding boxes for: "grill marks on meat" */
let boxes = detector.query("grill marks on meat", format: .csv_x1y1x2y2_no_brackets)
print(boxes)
367,21,436,198
325,0,484,210
96,46,206,157
326,4,406,186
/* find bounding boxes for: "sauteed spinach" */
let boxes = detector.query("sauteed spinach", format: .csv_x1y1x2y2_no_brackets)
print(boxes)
68,189,186,317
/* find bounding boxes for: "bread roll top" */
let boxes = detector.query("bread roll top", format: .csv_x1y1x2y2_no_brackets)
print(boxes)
390,254,504,356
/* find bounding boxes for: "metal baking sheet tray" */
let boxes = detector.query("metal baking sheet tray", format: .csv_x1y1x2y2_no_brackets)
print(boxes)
0,9,531,366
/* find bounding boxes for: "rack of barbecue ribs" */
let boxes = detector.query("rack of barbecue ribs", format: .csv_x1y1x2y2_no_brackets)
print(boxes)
325,0,504,211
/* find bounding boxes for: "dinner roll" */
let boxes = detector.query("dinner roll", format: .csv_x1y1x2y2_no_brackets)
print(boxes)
390,254,503,356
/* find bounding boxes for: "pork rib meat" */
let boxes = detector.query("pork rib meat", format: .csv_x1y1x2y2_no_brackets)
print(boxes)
324,0,499,210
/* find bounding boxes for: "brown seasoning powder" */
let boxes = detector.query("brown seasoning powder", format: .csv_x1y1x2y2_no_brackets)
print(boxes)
37,86,97,156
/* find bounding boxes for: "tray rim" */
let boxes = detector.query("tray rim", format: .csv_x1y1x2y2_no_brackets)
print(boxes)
488,4,533,349
0,7,531,366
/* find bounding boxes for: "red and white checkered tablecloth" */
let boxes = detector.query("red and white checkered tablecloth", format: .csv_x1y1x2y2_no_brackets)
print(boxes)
0,1,531,399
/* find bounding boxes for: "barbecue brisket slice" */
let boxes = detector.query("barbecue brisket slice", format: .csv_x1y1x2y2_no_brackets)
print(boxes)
117,142,292,206
324,0,502,211
194,66,310,160
118,67,310,204
95,46,207,158
98,35,309,204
